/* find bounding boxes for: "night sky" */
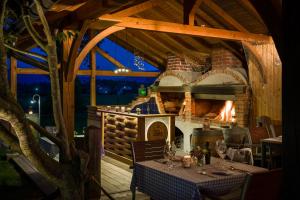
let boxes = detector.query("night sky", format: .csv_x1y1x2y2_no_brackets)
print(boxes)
15,38,159,84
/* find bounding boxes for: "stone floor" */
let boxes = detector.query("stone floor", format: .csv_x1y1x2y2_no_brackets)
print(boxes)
100,156,149,200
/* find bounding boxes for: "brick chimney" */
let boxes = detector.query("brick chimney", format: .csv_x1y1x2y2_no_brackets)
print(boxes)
211,46,242,70
166,54,208,72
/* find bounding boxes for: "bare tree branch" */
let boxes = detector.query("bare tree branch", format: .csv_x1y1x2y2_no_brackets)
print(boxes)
9,51,49,71
33,0,52,42
0,122,21,153
24,13,47,42
0,97,64,182
23,15,47,51
28,119,62,147
4,43,47,61
34,0,71,161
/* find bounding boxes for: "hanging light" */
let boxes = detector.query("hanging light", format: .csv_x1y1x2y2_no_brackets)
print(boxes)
114,68,131,74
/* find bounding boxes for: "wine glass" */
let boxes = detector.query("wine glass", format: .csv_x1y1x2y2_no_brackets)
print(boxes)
164,143,173,169
215,140,227,159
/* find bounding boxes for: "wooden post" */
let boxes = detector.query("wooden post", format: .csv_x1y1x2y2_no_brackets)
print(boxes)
61,33,75,139
10,57,17,98
137,117,145,141
169,115,175,142
86,126,101,198
89,31,97,106
62,80,75,140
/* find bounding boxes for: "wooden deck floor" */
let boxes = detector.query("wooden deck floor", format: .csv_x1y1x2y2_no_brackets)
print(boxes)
100,156,149,200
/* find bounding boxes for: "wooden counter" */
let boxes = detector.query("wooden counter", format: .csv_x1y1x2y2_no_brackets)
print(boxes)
87,106,175,165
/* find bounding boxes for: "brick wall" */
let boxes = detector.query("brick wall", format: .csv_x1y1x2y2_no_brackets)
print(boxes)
235,89,250,127
212,46,242,70
166,54,208,72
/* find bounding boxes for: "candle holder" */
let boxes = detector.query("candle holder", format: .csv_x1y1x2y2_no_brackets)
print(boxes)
121,106,125,112
182,155,192,168
136,108,141,115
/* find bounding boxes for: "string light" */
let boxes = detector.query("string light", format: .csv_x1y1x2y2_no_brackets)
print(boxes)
134,53,145,71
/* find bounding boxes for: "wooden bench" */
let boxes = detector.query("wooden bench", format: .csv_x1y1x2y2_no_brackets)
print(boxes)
10,154,59,199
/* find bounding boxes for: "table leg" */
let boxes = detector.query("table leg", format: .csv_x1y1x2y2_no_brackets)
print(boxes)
132,188,136,200
261,142,267,168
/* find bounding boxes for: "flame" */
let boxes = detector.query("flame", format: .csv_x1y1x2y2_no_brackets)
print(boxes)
216,101,236,122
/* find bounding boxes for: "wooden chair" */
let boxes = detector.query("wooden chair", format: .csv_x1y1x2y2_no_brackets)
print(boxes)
130,140,166,164
130,140,166,200
241,168,283,200
203,169,283,200
248,126,269,164
249,127,282,168
257,116,276,138
222,126,254,165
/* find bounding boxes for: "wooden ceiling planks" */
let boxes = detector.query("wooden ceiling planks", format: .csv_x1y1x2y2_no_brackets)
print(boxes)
150,6,211,53
113,31,166,63
202,0,248,32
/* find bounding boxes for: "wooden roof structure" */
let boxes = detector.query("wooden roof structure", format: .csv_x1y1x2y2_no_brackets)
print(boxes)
15,0,273,73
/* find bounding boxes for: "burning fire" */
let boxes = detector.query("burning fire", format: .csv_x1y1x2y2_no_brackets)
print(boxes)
216,101,236,122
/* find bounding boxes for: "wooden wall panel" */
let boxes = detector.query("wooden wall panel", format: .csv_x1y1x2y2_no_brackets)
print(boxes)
246,41,282,134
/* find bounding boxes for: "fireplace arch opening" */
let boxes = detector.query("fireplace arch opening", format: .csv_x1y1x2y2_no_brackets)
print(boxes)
175,127,184,150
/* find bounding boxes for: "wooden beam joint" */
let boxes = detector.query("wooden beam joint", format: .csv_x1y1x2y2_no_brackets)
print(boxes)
183,0,203,25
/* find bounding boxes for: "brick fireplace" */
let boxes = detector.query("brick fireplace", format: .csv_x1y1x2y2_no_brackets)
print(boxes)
150,47,250,151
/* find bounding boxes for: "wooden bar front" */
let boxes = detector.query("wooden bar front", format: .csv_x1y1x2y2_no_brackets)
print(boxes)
88,107,175,165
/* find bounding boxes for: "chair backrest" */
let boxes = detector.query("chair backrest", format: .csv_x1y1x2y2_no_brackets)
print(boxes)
249,126,269,144
257,116,276,138
131,140,166,163
223,126,252,148
241,168,283,200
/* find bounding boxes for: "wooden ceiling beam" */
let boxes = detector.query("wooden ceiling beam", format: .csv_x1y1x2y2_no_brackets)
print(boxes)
110,0,161,17
49,0,89,12
183,0,203,25
98,15,271,42
94,46,126,69
16,68,159,77
78,70,160,77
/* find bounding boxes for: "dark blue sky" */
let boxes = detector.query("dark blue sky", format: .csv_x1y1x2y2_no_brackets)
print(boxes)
16,38,159,83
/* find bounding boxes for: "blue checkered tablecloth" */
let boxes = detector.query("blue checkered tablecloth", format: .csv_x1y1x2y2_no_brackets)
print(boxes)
131,157,267,200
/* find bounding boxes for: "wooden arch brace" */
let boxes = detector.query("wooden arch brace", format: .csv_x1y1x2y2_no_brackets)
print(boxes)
71,26,125,81
242,41,267,84
66,20,91,81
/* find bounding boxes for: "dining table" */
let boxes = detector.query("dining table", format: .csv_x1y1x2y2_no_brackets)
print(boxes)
130,157,267,200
